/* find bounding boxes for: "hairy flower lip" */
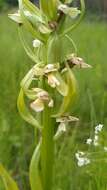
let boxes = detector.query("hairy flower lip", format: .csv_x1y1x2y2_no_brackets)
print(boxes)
47,73,60,88
30,98,44,112
30,88,54,112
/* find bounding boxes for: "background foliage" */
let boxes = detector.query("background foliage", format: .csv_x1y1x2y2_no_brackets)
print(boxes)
0,0,107,14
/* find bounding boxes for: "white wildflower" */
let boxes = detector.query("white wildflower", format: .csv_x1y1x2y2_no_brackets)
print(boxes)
95,124,103,134
75,151,90,167
86,138,92,145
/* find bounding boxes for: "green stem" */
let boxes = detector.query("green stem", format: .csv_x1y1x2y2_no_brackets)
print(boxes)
41,105,55,190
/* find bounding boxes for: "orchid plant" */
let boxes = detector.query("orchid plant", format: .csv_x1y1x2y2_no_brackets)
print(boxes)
0,0,92,190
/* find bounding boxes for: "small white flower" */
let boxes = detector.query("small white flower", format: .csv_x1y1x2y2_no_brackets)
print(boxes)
104,147,107,152
77,157,90,167
33,39,42,48
75,151,85,159
86,138,92,145
95,124,103,134
75,151,90,167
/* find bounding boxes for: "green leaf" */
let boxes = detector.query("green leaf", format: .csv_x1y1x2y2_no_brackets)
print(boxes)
29,142,43,190
17,89,42,129
47,34,62,63
0,164,19,190
18,27,39,64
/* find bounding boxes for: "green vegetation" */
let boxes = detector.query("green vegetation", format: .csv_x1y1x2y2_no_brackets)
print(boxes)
0,13,107,190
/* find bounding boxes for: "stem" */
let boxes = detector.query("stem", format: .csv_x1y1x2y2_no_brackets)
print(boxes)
41,105,55,190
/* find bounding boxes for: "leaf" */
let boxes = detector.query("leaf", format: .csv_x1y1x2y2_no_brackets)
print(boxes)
17,89,42,129
18,27,39,64
53,65,77,117
0,164,19,190
29,142,43,190
47,34,62,63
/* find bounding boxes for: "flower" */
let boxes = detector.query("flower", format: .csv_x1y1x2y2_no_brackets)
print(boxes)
75,151,90,167
95,124,103,134
86,138,92,145
30,88,54,112
33,39,43,48
43,64,62,88
58,4,81,18
67,53,92,69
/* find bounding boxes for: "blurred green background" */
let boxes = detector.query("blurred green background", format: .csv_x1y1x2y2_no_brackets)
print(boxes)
0,0,107,190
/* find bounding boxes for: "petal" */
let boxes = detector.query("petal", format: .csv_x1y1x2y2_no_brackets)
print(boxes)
48,73,60,88
30,99,44,112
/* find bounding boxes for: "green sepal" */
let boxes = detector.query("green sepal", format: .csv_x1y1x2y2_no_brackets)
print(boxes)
8,12,22,24
0,164,19,190
55,72,68,96
53,65,77,117
29,142,43,190
17,89,42,129
23,0,41,16
47,34,62,63
40,0,58,20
